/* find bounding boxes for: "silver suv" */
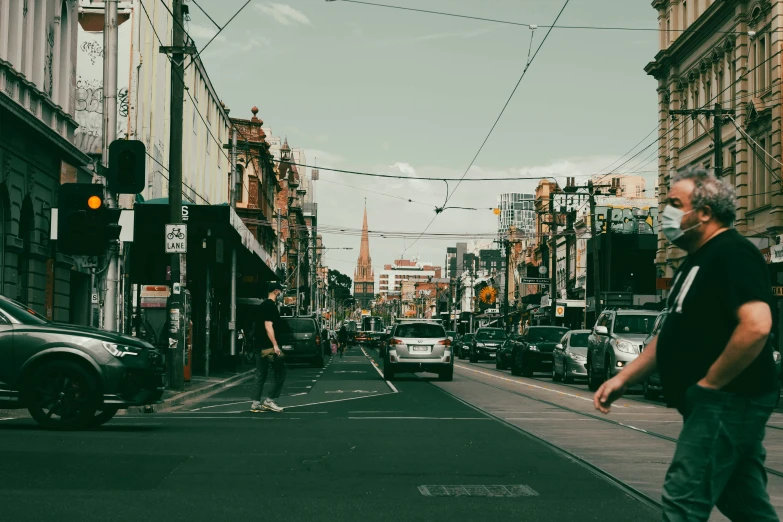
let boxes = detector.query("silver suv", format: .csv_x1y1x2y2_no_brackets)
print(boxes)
384,321,453,381
587,309,660,391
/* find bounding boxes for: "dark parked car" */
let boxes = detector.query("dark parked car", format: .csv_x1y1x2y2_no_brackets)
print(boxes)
496,333,521,370
0,296,164,430
278,317,325,368
456,333,474,360
641,311,668,400
470,328,507,362
508,326,569,377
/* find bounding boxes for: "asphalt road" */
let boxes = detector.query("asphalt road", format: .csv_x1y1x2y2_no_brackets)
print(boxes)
0,345,659,522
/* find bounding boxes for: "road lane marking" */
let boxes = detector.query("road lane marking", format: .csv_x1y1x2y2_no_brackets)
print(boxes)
361,347,399,393
282,392,397,409
454,364,626,407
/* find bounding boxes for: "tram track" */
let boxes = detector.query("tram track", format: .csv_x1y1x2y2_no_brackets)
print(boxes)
453,363,783,480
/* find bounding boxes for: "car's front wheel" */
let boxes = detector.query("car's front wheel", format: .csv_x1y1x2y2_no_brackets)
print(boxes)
27,360,99,430
511,350,522,376
91,407,120,427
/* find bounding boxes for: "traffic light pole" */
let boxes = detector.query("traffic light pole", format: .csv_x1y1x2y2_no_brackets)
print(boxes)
165,0,186,390
588,181,602,320
549,192,558,325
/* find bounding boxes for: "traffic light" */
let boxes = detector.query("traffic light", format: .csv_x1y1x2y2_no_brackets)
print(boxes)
108,139,146,194
57,184,122,256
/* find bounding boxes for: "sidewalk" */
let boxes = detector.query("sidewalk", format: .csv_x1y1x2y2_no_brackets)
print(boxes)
123,368,255,414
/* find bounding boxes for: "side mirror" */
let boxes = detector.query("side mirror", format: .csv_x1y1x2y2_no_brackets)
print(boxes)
595,325,609,335
555,343,563,350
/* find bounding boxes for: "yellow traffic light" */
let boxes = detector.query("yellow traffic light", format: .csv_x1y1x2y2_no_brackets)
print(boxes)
493,208,500,215
87,195,102,210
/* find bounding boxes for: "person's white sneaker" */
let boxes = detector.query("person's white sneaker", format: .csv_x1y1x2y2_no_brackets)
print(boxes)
262,398,284,412
250,401,264,412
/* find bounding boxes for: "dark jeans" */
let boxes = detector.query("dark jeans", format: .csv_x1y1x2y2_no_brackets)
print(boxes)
662,385,779,522
251,353,287,401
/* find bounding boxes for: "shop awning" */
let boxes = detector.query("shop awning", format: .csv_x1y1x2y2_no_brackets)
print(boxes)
130,199,278,284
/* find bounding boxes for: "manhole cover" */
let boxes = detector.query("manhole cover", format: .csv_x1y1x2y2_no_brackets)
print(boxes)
418,485,539,497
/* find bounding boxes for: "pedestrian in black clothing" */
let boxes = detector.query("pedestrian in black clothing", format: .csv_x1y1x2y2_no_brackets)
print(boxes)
593,168,780,521
250,282,287,413
338,324,348,357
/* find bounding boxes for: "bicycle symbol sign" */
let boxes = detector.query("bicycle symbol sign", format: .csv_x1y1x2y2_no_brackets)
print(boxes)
165,224,187,253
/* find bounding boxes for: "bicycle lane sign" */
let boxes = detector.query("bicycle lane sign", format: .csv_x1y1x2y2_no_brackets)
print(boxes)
165,224,187,253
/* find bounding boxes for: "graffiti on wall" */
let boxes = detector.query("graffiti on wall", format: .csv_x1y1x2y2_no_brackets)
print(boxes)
595,205,659,234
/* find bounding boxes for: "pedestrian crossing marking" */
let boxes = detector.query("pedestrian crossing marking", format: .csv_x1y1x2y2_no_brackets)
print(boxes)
418,485,539,497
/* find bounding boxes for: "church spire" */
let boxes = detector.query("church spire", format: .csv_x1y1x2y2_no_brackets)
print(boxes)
354,203,374,307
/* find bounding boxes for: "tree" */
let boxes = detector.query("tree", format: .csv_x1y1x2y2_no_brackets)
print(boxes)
328,269,353,302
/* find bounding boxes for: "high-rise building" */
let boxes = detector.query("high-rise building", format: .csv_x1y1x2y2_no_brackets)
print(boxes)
354,205,375,308
497,193,536,237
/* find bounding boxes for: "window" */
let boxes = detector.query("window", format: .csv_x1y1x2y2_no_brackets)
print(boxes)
752,134,772,208
236,165,244,203
613,314,658,335
757,34,769,91
395,323,446,338
476,328,506,341
682,1,688,29
570,333,589,347
526,327,568,342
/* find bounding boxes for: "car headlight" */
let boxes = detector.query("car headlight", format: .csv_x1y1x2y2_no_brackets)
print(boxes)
528,344,538,351
615,340,637,354
102,341,142,358
774,351,781,363
476,343,485,348
567,351,585,361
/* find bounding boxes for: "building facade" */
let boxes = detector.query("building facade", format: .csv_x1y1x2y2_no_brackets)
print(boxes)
353,205,374,308
591,174,647,199
0,0,93,322
645,0,783,277
378,259,441,295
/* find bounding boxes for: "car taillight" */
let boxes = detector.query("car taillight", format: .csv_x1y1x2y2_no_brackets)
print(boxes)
438,339,451,346
389,338,403,345
315,336,321,345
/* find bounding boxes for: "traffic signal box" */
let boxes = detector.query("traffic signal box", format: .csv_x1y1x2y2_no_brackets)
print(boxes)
108,140,146,194
58,184,122,256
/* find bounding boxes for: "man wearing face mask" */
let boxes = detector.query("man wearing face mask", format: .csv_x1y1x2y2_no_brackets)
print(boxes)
593,168,779,521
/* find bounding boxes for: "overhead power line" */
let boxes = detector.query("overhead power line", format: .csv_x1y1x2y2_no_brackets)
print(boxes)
336,0,756,35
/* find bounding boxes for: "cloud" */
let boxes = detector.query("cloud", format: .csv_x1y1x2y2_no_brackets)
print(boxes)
187,22,224,42
254,3,312,26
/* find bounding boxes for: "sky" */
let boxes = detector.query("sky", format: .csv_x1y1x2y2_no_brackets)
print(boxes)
184,0,660,282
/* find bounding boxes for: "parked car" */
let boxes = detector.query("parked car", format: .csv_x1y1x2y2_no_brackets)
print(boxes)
470,328,507,362
496,333,521,370
640,311,668,400
552,329,591,382
507,326,570,377
0,295,165,430
457,333,474,360
384,320,453,381
278,317,325,368
587,309,661,392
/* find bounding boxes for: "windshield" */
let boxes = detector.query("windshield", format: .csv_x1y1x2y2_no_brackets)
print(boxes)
0,296,49,325
527,328,569,342
395,323,446,338
362,317,385,332
570,333,589,347
281,319,317,334
613,314,658,335
463,334,474,341
476,329,506,341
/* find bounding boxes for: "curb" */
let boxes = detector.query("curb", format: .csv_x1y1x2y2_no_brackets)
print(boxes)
122,370,255,414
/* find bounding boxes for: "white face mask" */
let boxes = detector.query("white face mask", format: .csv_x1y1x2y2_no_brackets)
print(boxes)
661,204,700,243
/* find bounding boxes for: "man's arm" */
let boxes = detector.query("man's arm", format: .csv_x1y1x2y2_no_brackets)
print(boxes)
265,321,281,356
594,335,659,413
698,301,771,389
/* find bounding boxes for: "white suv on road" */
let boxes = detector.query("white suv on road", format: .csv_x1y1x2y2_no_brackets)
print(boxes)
384,321,454,381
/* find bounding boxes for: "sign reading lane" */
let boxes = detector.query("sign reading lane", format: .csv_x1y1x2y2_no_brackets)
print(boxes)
165,224,187,253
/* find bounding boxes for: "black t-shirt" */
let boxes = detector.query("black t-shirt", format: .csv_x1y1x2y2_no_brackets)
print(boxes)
656,229,778,408
256,299,281,350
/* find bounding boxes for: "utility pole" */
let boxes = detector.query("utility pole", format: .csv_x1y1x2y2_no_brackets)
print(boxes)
101,0,119,332
503,237,511,332
229,126,238,362
162,0,187,390
549,191,558,325
588,181,602,320
670,103,732,176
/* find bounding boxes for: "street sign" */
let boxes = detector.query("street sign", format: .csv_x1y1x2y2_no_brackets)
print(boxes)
521,277,551,284
165,224,187,253
555,305,565,318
